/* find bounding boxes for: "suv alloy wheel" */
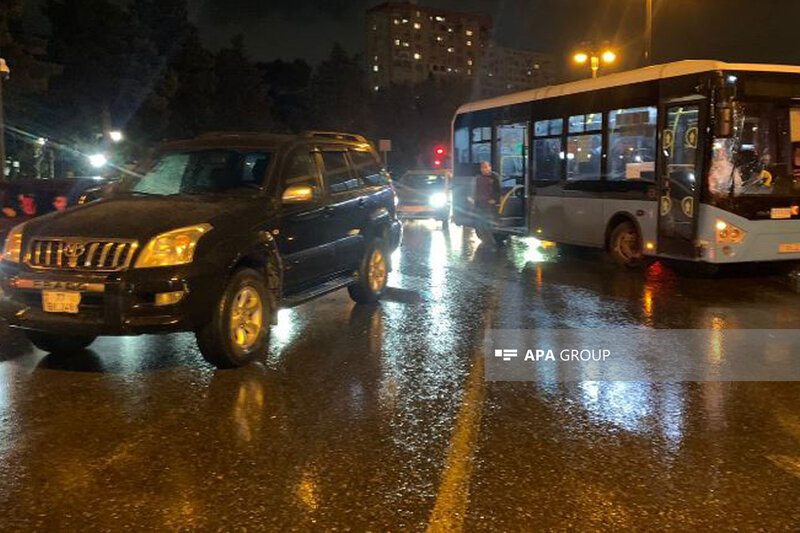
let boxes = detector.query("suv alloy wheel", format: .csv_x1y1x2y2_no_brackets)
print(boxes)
348,238,389,304
196,268,273,368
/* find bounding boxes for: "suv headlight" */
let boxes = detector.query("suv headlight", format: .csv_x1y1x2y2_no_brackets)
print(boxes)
715,219,747,244
134,224,212,268
1,223,26,263
429,192,447,208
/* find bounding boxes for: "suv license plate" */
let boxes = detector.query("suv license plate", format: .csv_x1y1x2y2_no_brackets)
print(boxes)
42,291,81,314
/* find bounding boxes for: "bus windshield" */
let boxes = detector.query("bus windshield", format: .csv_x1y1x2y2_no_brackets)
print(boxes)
708,103,800,198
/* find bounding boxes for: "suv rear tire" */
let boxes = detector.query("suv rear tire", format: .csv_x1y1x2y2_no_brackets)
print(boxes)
348,238,389,304
25,331,96,354
196,268,273,369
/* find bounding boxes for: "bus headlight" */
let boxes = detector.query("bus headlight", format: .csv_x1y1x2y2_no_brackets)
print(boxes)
715,220,747,244
1,223,26,263
135,224,212,268
429,192,447,208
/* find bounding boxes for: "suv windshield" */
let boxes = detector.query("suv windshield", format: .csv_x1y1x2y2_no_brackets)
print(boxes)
709,103,800,198
130,150,273,195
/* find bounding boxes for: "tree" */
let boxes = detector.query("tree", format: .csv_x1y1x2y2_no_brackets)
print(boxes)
310,44,369,132
210,35,272,131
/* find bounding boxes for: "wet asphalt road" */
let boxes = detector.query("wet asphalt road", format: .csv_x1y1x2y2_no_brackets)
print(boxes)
2,221,800,530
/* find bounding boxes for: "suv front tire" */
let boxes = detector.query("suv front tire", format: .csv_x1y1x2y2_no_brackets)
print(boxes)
196,268,273,368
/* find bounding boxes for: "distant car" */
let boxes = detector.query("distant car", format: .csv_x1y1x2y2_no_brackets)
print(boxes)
0,131,402,368
394,169,451,224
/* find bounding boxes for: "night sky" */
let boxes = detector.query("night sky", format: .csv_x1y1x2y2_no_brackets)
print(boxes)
188,0,800,70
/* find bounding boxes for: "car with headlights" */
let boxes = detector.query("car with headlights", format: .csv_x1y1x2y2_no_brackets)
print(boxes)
0,131,402,368
394,169,451,224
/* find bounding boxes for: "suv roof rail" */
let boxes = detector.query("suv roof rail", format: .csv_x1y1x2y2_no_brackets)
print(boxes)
301,131,369,144
197,131,262,138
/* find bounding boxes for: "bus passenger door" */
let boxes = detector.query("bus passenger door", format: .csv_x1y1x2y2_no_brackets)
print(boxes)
657,103,704,258
494,122,529,230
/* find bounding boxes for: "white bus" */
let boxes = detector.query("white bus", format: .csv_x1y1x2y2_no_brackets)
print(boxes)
452,60,800,266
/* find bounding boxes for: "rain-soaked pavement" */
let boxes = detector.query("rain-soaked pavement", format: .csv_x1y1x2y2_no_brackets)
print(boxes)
1,221,800,529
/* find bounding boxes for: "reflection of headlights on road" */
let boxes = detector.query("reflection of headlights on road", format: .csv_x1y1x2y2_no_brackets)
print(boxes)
429,193,447,208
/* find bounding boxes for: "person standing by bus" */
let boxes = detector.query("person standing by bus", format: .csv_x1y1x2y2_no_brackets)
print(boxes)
474,160,501,246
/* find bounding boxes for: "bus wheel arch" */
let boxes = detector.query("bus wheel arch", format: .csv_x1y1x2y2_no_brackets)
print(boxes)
606,213,644,267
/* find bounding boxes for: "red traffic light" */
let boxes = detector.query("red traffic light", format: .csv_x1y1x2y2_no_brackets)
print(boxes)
434,145,447,156
434,159,443,168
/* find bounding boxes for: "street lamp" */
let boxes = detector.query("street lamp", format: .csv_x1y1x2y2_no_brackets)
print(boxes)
109,130,123,143
88,153,108,168
573,46,617,78
0,57,9,182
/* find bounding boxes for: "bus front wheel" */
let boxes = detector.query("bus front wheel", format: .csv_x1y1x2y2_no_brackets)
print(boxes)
609,221,643,267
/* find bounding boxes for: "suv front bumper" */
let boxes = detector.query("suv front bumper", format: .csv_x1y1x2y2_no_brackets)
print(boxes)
0,262,224,336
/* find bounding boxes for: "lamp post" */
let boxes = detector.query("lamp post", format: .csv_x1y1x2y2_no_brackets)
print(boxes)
573,47,617,79
0,57,8,182
644,0,653,64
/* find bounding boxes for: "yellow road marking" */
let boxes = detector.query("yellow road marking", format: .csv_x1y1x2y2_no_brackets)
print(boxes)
427,353,485,533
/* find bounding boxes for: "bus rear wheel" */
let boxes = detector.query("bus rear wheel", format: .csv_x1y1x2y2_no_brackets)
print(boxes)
609,221,643,267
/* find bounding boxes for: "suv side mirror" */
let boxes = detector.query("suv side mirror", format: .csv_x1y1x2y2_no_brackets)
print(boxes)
282,184,315,204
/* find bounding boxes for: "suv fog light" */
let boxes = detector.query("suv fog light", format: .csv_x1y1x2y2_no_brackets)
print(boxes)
155,291,186,306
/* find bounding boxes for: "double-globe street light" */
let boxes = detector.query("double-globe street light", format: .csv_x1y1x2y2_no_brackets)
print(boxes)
573,47,617,78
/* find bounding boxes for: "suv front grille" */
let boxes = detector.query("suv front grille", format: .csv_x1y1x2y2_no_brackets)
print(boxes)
26,238,138,272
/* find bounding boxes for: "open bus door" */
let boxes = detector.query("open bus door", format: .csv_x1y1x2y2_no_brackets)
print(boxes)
657,101,706,258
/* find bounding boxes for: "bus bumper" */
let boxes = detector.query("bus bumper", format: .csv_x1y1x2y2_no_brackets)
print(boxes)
697,206,800,263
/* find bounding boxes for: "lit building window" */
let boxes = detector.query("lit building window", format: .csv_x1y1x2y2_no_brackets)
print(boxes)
414,22,421,29
466,40,472,46
435,16,445,22
466,30,473,36
447,47,454,53
403,42,409,47
414,52,421,60
395,39,400,45
402,18,408,23
467,69,472,75
373,65,379,72
393,19,399,25
372,25,377,31
374,86,380,91
447,67,452,72
436,36,443,42
467,59,473,66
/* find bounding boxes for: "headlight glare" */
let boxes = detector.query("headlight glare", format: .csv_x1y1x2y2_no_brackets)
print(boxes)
715,219,746,244
429,192,447,208
1,224,25,263
134,224,212,268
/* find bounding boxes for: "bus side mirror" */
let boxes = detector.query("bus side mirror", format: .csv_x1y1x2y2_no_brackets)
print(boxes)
715,105,733,138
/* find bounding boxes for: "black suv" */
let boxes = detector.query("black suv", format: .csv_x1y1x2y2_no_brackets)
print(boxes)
0,131,402,368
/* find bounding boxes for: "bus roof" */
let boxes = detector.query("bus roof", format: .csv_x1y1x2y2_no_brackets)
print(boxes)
455,60,800,115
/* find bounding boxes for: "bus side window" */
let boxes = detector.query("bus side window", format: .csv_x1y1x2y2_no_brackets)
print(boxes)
608,106,658,181
471,126,492,163
533,118,563,182
566,113,602,181
454,127,469,164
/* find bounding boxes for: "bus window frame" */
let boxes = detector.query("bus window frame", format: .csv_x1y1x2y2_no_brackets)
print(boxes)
532,117,566,185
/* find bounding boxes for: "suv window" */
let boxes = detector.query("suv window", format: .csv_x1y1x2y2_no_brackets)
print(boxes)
320,151,359,193
349,150,387,186
281,150,319,189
